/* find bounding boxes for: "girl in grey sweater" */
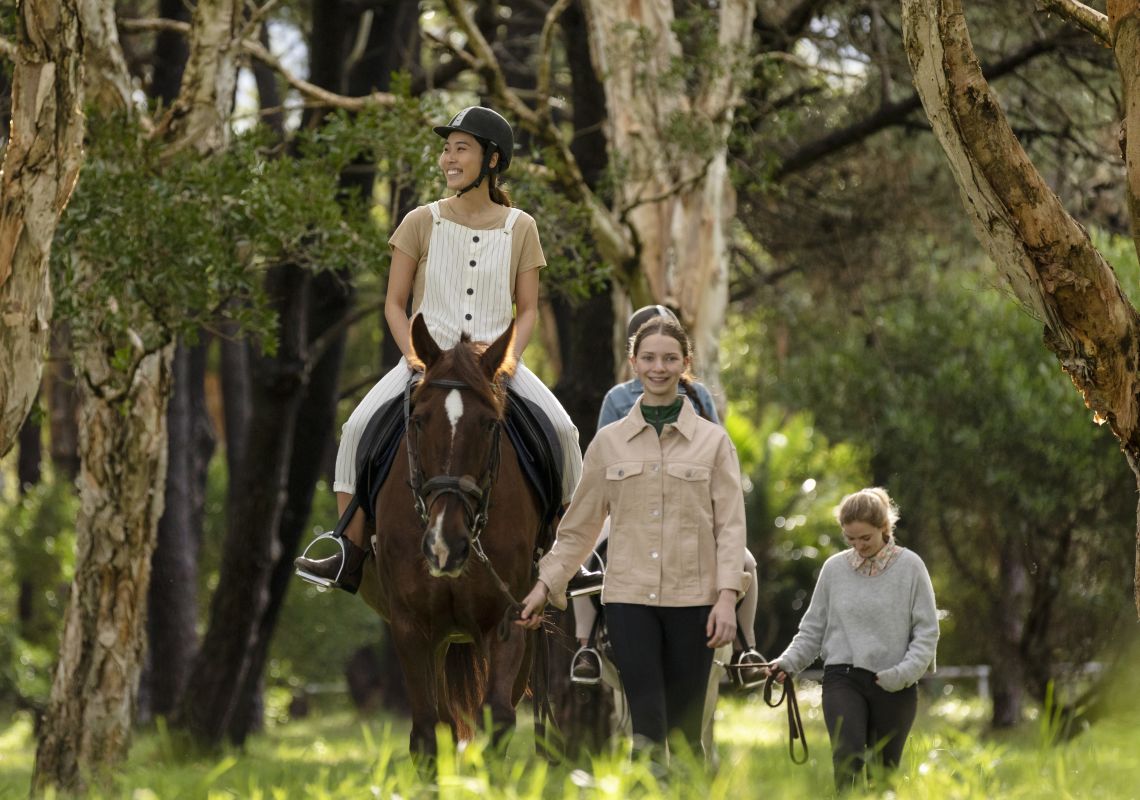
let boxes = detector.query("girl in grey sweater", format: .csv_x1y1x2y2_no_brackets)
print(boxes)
767,487,938,791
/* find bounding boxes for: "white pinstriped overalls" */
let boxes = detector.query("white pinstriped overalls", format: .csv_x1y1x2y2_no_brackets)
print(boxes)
334,201,582,502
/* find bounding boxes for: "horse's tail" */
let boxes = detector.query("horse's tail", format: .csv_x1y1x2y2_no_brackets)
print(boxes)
443,642,489,741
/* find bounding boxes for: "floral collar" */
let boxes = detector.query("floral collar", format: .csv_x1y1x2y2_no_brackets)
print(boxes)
845,540,901,577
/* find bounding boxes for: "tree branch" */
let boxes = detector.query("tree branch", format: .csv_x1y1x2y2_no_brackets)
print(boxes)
1038,0,1111,46
775,31,1067,180
536,0,573,124
119,17,396,111
440,0,633,265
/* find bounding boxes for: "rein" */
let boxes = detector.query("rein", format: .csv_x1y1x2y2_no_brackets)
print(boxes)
404,377,523,632
764,671,809,765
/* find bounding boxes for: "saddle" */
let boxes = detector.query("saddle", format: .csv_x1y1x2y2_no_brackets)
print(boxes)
352,376,564,531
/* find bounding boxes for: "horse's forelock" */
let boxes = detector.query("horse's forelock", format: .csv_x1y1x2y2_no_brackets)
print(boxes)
422,340,506,414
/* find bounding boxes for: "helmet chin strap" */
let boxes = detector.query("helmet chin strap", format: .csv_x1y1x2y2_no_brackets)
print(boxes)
455,146,496,198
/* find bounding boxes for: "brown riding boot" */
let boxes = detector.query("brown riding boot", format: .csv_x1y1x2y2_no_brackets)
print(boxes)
294,535,369,594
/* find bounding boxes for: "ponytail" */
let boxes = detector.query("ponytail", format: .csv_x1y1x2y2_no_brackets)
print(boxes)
488,174,513,207
678,375,712,422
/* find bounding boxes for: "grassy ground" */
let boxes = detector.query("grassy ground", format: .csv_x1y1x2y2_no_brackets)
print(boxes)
2,684,1138,799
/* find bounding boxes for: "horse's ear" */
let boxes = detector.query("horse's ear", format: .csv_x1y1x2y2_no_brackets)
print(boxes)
480,321,517,382
409,314,441,371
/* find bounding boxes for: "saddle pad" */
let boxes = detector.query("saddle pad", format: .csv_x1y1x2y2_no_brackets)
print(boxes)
502,389,563,533
351,381,563,532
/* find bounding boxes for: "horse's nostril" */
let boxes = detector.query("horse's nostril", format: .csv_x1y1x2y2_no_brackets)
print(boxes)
453,537,469,562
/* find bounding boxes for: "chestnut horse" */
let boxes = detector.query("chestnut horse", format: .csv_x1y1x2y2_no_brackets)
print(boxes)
357,314,547,757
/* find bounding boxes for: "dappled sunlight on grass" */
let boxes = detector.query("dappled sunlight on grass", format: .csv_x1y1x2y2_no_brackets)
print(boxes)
2,691,1140,798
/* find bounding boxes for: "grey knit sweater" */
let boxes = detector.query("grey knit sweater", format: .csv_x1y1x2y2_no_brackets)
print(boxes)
774,547,939,692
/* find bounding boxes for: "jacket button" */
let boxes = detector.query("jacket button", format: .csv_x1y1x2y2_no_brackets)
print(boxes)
617,469,624,477
648,592,657,600
650,551,659,559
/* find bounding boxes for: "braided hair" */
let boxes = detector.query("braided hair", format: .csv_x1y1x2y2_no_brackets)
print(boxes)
629,316,713,422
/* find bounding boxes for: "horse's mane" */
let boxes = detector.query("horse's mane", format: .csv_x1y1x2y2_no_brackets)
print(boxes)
413,333,515,414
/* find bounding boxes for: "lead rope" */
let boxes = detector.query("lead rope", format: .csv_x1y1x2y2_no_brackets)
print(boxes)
764,671,809,764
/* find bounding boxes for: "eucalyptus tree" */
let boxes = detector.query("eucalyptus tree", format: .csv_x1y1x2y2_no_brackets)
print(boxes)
0,0,88,456
900,1,1140,612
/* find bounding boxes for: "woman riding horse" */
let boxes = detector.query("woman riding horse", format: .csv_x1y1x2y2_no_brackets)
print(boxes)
295,106,581,592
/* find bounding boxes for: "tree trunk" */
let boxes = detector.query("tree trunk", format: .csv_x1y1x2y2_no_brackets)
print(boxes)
16,393,42,491
140,341,213,721
580,0,757,389
0,0,86,456
989,541,1028,728
46,322,80,481
900,0,1140,613
228,270,352,744
31,343,174,794
176,265,309,749
32,0,240,791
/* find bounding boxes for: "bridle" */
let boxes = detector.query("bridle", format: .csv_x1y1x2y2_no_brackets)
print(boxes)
405,377,503,558
404,376,527,629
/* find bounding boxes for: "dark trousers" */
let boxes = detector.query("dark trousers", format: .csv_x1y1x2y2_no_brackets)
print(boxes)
605,603,714,756
822,664,918,791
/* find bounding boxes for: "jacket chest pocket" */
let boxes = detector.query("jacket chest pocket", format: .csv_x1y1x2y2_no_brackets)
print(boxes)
665,464,712,529
605,461,645,530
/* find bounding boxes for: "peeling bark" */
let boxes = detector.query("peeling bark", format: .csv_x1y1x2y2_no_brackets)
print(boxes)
0,0,86,456
580,0,757,386
901,0,1140,613
31,344,174,794
31,0,240,792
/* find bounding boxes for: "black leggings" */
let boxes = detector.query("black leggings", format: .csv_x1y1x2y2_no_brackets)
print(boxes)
604,603,714,755
822,664,918,790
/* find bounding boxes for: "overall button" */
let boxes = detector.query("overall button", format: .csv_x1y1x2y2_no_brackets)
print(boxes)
465,313,472,321
469,259,477,267
472,235,480,242
466,288,474,295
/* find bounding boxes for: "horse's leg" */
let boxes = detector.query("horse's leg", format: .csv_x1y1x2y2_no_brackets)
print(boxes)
389,619,442,760
485,624,528,750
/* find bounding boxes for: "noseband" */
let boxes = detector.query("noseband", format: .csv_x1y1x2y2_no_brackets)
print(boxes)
405,377,503,554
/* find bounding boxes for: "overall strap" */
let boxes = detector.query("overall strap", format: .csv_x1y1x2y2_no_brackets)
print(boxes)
428,200,441,221
503,207,523,231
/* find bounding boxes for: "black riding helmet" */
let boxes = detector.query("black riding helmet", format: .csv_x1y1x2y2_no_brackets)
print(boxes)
433,106,514,196
627,304,680,341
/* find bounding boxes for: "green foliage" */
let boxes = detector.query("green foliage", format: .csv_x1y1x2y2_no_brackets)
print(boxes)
269,481,386,697
724,406,868,653
508,166,606,303
723,247,1136,671
0,471,78,709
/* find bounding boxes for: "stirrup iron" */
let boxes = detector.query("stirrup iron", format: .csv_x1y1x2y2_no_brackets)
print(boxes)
294,531,349,589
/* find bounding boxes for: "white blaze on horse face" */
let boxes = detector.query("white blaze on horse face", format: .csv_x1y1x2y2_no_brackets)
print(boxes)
445,389,464,467
425,512,450,576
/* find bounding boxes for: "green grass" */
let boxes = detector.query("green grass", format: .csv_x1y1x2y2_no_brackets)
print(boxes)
2,687,1139,799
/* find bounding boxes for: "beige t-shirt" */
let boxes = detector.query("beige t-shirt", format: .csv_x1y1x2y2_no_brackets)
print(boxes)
389,200,546,314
